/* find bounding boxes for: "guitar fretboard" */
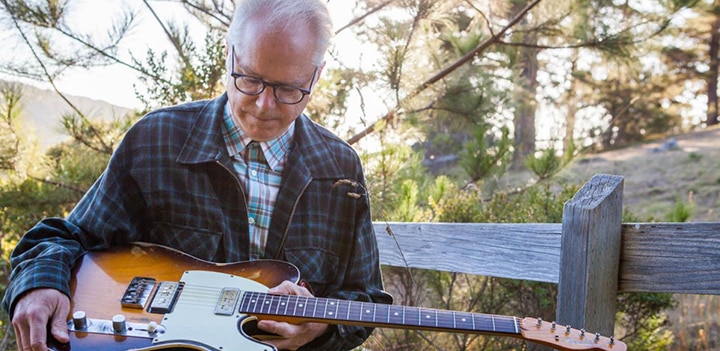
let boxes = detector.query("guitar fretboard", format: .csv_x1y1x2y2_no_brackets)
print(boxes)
238,292,520,335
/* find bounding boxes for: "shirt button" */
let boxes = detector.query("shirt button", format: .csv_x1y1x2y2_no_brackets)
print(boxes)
248,217,255,224
250,170,258,177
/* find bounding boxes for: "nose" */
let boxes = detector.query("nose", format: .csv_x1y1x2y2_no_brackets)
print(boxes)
255,86,277,109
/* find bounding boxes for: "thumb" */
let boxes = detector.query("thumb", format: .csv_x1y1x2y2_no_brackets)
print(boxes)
49,303,70,343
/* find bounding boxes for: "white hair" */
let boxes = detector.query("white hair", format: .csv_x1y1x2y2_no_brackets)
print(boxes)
227,0,333,67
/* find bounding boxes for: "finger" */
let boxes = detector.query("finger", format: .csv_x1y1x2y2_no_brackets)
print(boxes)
48,317,69,344
27,319,49,351
257,320,297,350
267,281,310,296
12,322,26,351
48,296,70,344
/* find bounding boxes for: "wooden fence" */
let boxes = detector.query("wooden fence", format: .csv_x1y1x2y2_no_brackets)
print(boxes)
373,173,720,341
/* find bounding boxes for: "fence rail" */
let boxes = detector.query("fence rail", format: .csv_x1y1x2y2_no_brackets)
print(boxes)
373,173,720,339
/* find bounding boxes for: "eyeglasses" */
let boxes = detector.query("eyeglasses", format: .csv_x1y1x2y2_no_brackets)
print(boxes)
230,46,318,105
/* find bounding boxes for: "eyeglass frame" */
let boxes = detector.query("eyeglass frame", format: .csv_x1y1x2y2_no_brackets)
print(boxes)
229,46,318,105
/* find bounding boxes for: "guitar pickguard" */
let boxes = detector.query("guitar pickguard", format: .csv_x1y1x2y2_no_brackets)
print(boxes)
151,270,274,351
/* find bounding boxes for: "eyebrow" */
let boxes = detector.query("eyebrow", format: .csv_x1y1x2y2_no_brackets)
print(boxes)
235,62,309,87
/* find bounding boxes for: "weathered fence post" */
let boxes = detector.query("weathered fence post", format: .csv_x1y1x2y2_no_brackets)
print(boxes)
556,173,624,337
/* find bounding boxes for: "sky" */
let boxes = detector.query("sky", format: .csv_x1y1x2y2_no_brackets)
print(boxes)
35,1,363,109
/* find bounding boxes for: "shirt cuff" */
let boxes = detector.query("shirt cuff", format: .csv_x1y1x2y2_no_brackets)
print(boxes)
2,258,72,318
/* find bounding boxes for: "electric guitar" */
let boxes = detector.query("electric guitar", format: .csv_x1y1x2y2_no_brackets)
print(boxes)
50,243,626,351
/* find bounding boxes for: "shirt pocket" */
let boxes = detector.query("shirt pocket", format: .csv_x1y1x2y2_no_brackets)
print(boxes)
284,248,339,297
149,222,222,261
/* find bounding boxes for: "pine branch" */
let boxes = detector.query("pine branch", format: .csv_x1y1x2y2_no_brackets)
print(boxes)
346,0,544,145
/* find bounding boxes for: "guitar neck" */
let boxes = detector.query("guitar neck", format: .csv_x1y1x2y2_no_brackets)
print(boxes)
239,291,520,336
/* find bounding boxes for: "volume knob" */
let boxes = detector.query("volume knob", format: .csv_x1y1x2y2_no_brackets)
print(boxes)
72,311,88,329
112,314,127,332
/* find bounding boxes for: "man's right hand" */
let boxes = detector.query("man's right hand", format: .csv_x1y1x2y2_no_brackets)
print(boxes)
12,288,70,351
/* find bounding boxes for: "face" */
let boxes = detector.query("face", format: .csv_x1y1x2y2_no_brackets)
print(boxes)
227,17,321,142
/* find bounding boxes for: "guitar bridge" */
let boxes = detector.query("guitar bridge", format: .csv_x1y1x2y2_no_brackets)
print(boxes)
120,277,156,309
148,281,184,314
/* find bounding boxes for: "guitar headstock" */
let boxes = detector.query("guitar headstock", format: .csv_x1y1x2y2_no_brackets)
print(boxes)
520,317,626,351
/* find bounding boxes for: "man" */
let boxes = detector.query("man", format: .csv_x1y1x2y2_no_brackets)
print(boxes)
3,0,392,350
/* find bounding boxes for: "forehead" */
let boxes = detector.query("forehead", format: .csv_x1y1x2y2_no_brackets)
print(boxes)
232,18,316,81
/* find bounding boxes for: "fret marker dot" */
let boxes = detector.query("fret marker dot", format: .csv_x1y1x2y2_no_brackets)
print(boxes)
299,304,304,307
281,302,286,306
394,312,399,316
265,301,270,304
461,318,467,322
425,315,431,319
328,312,334,316
365,309,371,314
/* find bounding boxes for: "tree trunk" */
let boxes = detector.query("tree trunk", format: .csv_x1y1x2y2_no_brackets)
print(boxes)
564,51,580,158
707,0,720,126
511,37,539,168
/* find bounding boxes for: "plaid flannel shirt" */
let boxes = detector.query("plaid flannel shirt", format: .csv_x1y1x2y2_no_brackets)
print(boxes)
3,93,392,350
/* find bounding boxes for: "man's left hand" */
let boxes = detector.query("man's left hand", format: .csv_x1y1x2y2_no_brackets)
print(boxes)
257,280,329,350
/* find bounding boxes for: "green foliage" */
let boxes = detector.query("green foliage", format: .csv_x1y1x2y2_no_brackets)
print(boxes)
617,292,678,348
667,200,693,222
525,147,562,180
134,29,226,112
459,124,512,183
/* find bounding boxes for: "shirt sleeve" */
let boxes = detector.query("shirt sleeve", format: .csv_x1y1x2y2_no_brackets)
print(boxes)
2,219,87,317
2,132,147,317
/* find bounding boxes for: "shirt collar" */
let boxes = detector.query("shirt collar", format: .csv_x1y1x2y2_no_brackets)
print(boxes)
222,103,294,172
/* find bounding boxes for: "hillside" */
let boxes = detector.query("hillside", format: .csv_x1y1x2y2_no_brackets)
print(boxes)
494,126,720,223
2,80,133,150
557,126,720,222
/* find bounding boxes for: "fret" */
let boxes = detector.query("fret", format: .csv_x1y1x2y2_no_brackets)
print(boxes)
274,295,283,315
262,294,274,314
282,295,290,316
493,316,518,334
374,302,390,324
335,299,349,321
453,311,475,331
359,302,373,322
348,300,362,322
289,295,298,317
307,296,317,318
321,298,328,319
388,305,404,325
436,309,454,329
404,306,420,326
299,296,307,317
418,308,438,327
239,292,252,313
329,299,339,319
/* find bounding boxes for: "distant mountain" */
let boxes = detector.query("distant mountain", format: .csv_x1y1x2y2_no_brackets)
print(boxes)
1,80,133,150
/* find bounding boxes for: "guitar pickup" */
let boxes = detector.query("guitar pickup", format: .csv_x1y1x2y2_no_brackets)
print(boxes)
121,277,156,309
148,281,184,314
